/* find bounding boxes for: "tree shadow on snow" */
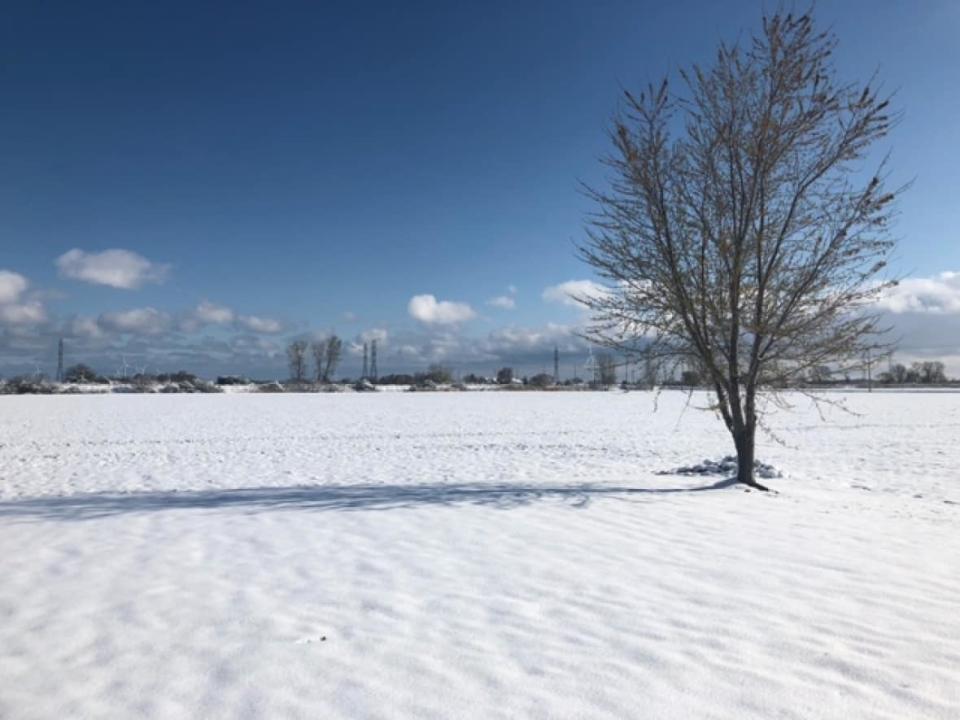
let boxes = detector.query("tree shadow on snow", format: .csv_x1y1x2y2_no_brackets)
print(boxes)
0,477,741,522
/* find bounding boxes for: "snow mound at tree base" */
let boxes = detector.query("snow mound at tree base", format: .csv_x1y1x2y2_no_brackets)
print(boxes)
662,455,783,479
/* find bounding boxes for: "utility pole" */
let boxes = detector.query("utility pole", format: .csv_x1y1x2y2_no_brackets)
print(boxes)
362,342,369,380
56,338,64,382
370,339,378,381
553,345,559,383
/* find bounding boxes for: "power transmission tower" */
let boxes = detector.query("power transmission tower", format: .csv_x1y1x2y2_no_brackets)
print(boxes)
553,345,559,382
370,339,378,381
362,342,369,380
56,338,64,382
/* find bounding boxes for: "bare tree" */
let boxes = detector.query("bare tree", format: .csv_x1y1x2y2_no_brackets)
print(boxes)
596,353,617,386
311,341,326,383
807,365,832,384
889,362,908,384
641,354,660,388
287,340,308,383
311,335,343,383
912,360,946,384
422,363,452,385
327,335,344,380
579,11,902,489
324,335,343,382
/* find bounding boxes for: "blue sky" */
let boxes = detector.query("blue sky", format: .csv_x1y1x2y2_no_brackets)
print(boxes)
2,1,959,378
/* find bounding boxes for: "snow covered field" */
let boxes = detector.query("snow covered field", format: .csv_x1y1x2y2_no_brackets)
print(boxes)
1,391,957,719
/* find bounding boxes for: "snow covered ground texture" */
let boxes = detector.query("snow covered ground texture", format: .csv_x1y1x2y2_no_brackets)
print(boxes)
0,391,957,719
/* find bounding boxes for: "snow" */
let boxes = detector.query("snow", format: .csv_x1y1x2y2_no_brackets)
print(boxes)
0,391,957,719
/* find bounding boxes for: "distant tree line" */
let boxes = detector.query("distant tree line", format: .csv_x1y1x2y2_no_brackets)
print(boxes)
56,364,220,388
801,360,952,386
379,364,453,387
1,365,224,394
12,344,951,395
878,361,949,385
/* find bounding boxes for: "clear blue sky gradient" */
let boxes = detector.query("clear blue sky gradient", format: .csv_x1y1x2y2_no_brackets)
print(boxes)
1,1,958,376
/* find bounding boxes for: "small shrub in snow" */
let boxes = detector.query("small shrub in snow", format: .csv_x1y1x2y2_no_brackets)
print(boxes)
0,378,57,395
64,364,108,384
529,373,554,388
257,381,285,393
666,456,782,480
216,375,250,386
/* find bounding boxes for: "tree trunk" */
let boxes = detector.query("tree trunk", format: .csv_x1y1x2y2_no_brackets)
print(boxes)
734,424,769,491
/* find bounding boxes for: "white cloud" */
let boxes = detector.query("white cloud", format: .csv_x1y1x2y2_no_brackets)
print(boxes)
0,270,29,304
194,300,235,325
487,295,516,310
876,272,960,314
56,249,170,289
483,323,576,354
178,301,236,333
64,300,282,341
98,307,172,336
396,343,421,358
360,327,388,343
542,279,608,308
361,321,588,372
236,315,283,334
0,301,46,326
177,302,281,334
348,328,389,356
408,294,476,325
68,316,104,339
0,271,47,327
